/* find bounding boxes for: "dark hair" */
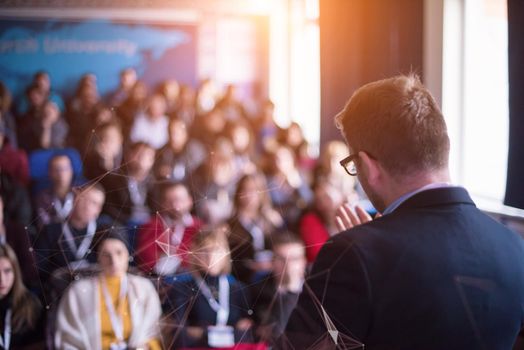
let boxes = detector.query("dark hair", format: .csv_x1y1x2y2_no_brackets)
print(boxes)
91,225,129,256
335,74,450,177
48,152,73,168
0,244,42,333
233,173,272,212
0,81,12,113
25,83,40,96
96,119,122,134
154,180,189,203
271,231,304,249
126,141,154,155
74,182,105,197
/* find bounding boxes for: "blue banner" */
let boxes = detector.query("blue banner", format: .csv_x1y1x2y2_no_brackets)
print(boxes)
0,18,197,99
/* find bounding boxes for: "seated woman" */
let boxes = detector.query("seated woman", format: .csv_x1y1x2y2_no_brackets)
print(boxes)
265,144,313,226
228,173,283,284
299,181,345,263
163,225,253,348
0,244,44,349
192,138,240,225
55,227,163,349
83,121,123,182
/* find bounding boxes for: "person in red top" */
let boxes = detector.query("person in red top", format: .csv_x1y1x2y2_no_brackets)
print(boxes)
0,120,29,186
135,181,202,275
298,181,345,263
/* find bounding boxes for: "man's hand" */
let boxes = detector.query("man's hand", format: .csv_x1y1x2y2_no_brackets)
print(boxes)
335,204,377,231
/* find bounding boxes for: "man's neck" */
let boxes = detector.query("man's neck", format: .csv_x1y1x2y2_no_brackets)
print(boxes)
383,168,451,210
69,215,89,230
53,185,70,200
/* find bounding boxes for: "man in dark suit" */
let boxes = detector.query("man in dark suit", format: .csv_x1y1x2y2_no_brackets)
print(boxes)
278,75,524,349
34,183,106,283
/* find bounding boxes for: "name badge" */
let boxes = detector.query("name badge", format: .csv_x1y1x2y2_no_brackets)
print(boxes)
207,325,235,348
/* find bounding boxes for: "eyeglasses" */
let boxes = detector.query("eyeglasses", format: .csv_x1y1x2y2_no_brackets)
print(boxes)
339,154,358,176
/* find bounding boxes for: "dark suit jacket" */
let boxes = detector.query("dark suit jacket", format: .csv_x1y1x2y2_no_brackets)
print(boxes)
279,187,524,350
33,221,99,282
101,171,155,224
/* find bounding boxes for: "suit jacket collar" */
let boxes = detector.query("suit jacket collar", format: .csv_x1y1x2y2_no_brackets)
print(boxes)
394,186,475,212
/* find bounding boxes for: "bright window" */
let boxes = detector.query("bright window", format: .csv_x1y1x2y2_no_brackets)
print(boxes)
442,0,508,202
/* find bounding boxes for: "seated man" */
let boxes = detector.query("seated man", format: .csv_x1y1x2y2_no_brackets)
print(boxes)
251,233,306,342
135,181,202,275
34,153,75,229
17,100,68,153
33,183,106,283
102,142,155,226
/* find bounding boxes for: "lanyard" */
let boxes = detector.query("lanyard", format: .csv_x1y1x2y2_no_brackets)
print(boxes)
194,274,230,326
0,309,11,350
240,219,265,252
62,221,96,260
164,215,193,247
128,179,146,206
172,163,186,180
53,193,74,221
100,275,128,344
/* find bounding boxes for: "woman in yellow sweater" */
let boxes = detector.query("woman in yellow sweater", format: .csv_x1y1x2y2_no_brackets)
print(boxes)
55,226,163,349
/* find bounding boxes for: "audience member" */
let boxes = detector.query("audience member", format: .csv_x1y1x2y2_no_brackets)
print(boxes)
195,78,219,115
254,99,280,154
173,85,196,126
0,172,33,229
0,82,18,148
136,181,202,276
102,142,156,226
265,144,312,226
65,74,102,152
0,120,29,186
0,244,45,348
55,226,162,349
278,122,315,175
163,225,253,348
34,153,75,229
156,80,180,116
191,106,227,151
252,233,306,342
116,80,148,139
17,100,68,153
298,181,344,263
226,120,257,175
129,93,169,149
92,105,118,129
32,71,64,111
193,138,239,224
106,67,138,107
15,71,63,118
153,118,206,182
34,183,106,282
216,84,247,122
84,121,124,182
0,196,38,287
228,174,283,284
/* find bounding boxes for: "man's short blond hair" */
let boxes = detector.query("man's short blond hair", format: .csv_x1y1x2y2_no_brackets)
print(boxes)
335,74,449,177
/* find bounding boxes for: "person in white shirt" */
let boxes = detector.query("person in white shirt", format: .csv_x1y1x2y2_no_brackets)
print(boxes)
129,93,169,149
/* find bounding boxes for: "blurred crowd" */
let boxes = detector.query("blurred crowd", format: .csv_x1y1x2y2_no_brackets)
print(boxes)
0,68,363,349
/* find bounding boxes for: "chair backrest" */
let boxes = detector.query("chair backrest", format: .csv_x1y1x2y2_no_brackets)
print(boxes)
28,148,84,194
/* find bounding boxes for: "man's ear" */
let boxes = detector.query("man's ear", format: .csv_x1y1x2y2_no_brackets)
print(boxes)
358,151,382,185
